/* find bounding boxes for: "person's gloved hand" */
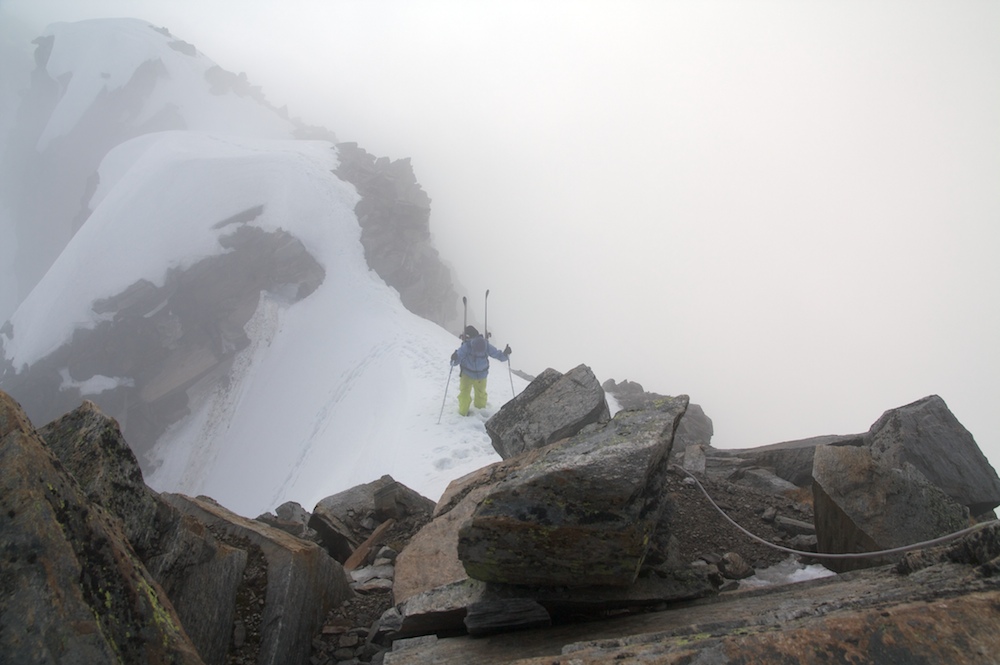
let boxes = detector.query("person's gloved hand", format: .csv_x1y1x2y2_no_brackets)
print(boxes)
503,344,512,356
450,351,458,364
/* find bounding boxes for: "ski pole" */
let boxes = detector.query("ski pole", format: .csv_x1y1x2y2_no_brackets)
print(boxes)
483,289,490,341
508,360,516,398
437,364,454,424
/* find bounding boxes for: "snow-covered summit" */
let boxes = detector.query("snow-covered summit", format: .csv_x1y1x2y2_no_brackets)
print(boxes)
1,17,313,323
0,18,532,516
35,18,297,151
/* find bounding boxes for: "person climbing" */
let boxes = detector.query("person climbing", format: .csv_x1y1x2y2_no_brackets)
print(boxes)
450,325,511,416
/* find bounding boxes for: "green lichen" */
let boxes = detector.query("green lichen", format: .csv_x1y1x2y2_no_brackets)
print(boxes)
137,576,177,648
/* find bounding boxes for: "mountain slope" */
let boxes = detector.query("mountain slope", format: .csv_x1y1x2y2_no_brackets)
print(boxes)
0,18,527,516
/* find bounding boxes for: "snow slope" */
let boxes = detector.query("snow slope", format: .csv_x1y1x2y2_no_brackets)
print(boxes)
36,18,297,151
0,18,544,517
7,128,532,516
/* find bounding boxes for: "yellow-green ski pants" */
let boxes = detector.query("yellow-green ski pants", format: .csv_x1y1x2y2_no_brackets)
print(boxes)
458,374,488,416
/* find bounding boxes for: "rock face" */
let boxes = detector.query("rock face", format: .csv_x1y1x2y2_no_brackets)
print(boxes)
0,392,204,664
486,364,611,460
38,400,164,559
813,441,969,572
866,395,1000,515
6,380,1000,665
1,390,357,665
459,394,689,587
36,400,258,665
334,142,459,329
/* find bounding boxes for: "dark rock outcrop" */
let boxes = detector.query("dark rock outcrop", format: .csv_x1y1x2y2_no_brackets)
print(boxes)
38,400,164,558
0,391,204,664
334,142,459,329
36,400,254,665
2,222,326,463
486,364,611,460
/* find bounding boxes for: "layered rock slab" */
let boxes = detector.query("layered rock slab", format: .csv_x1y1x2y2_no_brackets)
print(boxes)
163,493,353,665
459,395,689,587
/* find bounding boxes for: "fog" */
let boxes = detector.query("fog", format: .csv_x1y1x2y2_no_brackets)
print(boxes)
4,1,999,459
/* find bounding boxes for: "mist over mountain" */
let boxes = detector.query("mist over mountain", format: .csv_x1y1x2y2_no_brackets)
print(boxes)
0,18,524,516
2,12,997,517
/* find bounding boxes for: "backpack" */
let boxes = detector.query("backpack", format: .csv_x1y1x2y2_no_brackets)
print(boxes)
469,335,488,358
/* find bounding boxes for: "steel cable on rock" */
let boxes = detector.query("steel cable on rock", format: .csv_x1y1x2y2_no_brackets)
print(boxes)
669,464,998,562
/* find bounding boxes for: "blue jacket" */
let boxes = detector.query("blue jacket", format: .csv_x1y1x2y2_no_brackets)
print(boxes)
452,335,508,380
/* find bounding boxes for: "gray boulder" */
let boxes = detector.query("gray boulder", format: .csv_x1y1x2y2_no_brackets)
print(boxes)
812,441,969,572
485,364,611,460
459,395,689,587
865,395,1000,515
675,402,714,453
602,378,713,454
0,391,204,664
310,474,435,562
146,514,248,665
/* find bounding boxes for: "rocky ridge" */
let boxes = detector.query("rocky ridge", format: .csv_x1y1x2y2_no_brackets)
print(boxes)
3,369,1000,664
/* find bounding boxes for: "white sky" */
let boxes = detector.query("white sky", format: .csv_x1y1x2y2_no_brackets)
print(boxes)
5,1,1000,467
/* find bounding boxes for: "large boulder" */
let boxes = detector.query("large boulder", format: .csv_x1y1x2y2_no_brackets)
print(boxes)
602,378,713,454
146,514,248,665
0,391,204,664
485,364,611,460
390,396,714,639
459,395,689,587
393,477,494,606
310,474,435,562
37,400,247,665
163,493,353,665
865,395,1000,515
812,441,969,572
